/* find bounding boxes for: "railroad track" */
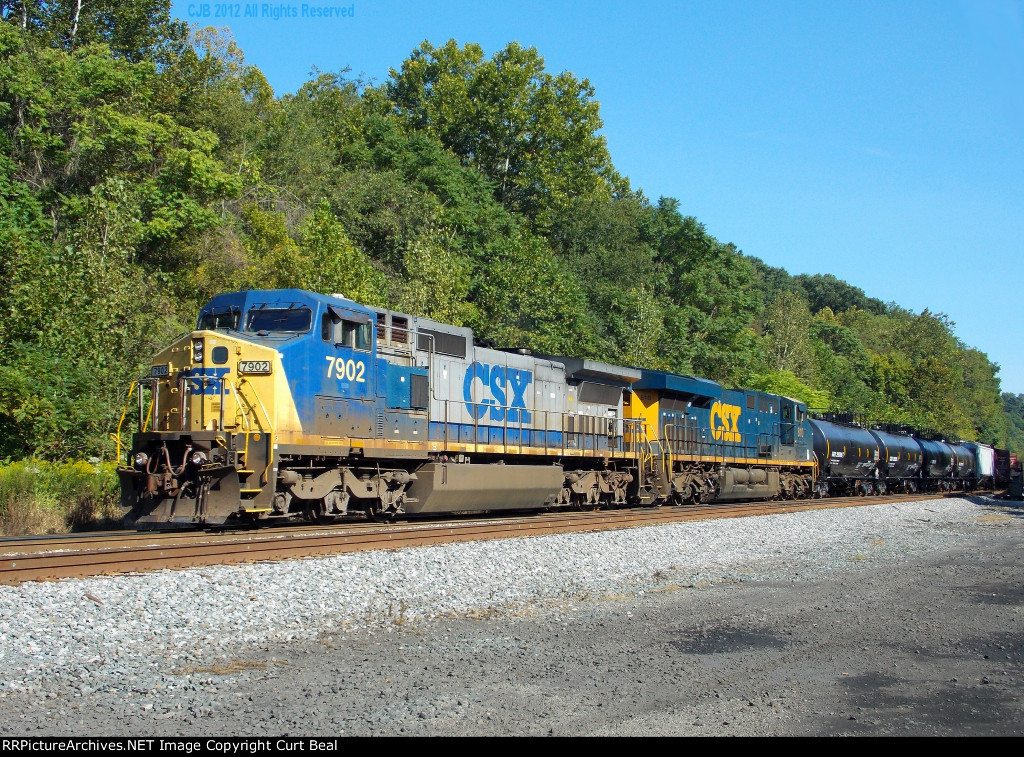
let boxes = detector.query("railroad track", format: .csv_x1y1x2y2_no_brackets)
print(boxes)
0,492,982,585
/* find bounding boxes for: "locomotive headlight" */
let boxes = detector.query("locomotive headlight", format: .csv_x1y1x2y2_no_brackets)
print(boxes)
190,451,208,466
192,338,204,363
133,452,149,469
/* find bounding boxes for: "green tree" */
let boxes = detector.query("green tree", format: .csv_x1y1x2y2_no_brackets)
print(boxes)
794,273,887,316
236,202,387,306
1003,393,1024,453
654,205,761,382
960,348,1005,445
1,0,186,62
398,227,476,326
747,257,804,309
762,291,816,380
373,39,618,226
298,201,387,305
474,231,601,355
808,308,873,412
747,370,829,409
615,285,670,370
0,26,237,459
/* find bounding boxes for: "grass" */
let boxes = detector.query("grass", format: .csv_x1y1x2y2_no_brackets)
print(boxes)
0,459,123,535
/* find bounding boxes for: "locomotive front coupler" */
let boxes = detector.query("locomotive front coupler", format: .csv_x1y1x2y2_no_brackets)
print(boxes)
118,433,238,492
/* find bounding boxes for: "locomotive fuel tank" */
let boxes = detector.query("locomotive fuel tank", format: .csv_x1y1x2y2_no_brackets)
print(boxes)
869,429,924,480
917,438,955,479
808,419,880,479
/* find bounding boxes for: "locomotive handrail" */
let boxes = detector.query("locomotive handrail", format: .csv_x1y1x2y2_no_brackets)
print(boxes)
236,377,272,433
178,374,229,432
112,379,156,464
234,377,275,484
660,420,790,466
142,391,154,433
112,380,139,464
434,397,638,459
225,378,253,468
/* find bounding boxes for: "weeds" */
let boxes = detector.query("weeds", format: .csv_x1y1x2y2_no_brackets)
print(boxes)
0,459,122,535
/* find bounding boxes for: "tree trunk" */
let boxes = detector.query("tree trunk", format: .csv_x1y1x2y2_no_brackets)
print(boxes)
71,0,84,45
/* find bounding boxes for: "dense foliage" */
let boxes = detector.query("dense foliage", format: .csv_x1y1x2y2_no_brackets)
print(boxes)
0,13,1017,461
1004,394,1024,454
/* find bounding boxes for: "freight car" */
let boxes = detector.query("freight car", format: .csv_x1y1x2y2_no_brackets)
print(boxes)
962,442,995,488
995,449,1019,488
806,416,991,496
114,288,988,529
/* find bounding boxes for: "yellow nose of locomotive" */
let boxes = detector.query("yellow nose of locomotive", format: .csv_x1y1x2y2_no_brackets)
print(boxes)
147,332,277,434
119,330,282,528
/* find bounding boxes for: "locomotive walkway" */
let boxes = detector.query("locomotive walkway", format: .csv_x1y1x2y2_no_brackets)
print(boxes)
0,492,972,585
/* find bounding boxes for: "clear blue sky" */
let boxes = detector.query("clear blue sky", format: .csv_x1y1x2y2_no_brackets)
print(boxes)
171,0,1024,394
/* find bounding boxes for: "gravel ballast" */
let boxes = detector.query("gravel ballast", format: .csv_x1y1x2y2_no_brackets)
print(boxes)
0,495,1021,735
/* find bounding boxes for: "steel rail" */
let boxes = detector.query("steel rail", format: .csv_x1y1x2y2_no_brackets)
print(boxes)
0,491,978,585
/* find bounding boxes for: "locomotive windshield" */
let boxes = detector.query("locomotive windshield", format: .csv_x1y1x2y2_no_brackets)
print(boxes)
198,307,240,331
246,306,312,334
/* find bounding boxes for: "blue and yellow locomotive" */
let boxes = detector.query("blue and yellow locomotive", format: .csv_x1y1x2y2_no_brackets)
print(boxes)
116,288,820,527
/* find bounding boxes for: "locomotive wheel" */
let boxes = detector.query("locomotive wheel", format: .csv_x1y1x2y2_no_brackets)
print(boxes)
299,498,330,524
672,484,693,506
365,500,397,523
366,492,405,523
571,497,595,512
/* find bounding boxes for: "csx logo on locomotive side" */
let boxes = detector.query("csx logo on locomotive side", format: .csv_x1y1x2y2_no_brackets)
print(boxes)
463,361,533,422
710,401,742,442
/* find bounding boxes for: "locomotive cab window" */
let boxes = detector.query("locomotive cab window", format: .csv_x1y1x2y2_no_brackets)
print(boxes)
322,309,372,351
246,306,311,334
198,308,240,331
344,320,372,351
